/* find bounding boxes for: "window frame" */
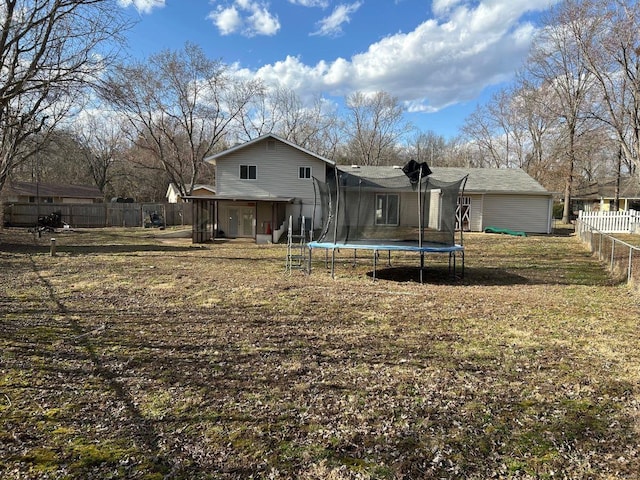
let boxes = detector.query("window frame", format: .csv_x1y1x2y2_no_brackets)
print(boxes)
239,164,257,180
299,166,312,179
375,193,400,226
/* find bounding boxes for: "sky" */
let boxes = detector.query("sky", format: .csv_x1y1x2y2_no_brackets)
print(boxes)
116,0,559,139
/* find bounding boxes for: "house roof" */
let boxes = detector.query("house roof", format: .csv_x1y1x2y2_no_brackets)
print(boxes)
338,166,551,196
3,181,103,199
206,133,336,166
182,195,295,203
166,183,216,196
573,177,640,199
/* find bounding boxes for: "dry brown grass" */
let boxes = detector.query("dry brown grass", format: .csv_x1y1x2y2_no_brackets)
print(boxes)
1,227,639,479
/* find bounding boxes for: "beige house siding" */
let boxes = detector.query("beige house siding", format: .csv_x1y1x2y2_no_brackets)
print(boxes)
211,137,333,237
215,138,326,203
482,195,551,233
467,195,484,232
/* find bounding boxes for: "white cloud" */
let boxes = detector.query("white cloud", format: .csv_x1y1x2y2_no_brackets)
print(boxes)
431,0,464,16
245,0,560,113
311,2,363,37
288,0,330,7
117,0,165,14
248,5,281,35
210,6,243,35
208,1,280,37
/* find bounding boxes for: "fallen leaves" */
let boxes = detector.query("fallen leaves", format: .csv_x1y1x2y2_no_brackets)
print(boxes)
1,227,639,478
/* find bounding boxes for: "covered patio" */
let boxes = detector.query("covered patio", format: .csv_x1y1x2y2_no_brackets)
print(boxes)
187,195,295,243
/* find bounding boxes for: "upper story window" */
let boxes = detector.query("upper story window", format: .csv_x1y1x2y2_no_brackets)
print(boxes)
240,165,257,180
299,166,312,179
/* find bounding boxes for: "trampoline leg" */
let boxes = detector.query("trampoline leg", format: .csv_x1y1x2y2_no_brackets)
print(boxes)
373,250,377,281
453,252,456,279
420,252,424,284
387,250,391,267
308,247,312,274
331,249,336,279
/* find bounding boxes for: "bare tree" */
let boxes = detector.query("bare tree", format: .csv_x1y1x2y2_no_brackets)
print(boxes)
525,0,599,223
445,137,480,167
9,129,90,186
343,91,411,166
0,0,130,197
235,86,341,159
573,0,640,179
461,97,507,168
71,113,131,198
102,43,263,198
403,130,447,167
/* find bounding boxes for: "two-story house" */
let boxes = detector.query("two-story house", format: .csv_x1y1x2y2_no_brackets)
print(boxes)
190,134,333,243
188,134,554,243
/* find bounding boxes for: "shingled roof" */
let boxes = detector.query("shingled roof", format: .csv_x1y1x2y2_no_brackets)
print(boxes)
3,181,103,199
337,166,551,196
573,177,640,200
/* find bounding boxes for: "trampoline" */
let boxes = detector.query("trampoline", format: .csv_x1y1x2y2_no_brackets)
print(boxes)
307,161,467,283
308,240,464,282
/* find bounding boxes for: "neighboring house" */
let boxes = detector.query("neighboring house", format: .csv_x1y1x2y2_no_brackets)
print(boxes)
189,134,553,243
342,166,554,234
2,181,103,204
166,183,215,203
572,177,640,213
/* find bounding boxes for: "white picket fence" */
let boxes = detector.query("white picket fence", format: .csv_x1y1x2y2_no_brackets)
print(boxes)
578,209,640,233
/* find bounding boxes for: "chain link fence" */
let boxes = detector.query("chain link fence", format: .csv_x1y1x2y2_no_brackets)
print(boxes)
576,219,640,291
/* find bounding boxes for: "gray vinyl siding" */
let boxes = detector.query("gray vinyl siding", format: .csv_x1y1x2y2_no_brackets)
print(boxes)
482,195,551,233
215,138,327,202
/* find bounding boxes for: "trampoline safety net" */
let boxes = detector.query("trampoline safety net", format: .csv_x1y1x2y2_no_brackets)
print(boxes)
313,163,467,247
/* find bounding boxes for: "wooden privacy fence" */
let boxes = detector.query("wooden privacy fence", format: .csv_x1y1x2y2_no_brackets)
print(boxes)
578,209,639,233
4,202,192,228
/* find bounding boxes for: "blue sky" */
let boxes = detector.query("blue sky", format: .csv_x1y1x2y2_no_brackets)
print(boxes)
117,0,559,139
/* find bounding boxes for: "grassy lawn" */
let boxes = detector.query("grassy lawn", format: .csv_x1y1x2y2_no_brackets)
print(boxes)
1,227,639,479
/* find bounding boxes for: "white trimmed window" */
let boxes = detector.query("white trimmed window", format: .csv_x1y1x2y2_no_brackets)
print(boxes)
375,193,399,225
240,165,257,180
299,166,312,179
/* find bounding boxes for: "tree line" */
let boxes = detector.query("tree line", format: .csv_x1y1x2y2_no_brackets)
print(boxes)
2,0,640,224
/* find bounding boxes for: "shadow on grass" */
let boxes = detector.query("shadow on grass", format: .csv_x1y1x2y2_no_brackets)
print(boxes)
0,242,198,255
367,265,611,286
3,262,639,478
13,257,175,477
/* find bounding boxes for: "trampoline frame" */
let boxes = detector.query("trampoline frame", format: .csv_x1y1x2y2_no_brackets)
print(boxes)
307,240,464,283
307,165,468,283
